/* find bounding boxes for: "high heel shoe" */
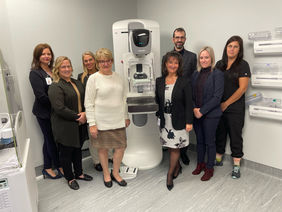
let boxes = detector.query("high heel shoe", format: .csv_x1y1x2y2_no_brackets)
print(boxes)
166,174,174,191
57,168,64,177
42,169,61,179
173,165,182,179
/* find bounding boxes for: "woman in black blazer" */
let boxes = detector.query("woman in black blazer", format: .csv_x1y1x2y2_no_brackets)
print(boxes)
48,56,93,190
29,43,62,179
191,46,224,181
155,51,193,190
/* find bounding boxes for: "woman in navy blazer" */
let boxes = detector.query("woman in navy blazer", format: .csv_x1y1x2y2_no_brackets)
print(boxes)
191,46,224,181
29,43,62,179
156,51,193,190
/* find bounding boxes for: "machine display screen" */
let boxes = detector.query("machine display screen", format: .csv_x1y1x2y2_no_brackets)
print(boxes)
132,29,150,47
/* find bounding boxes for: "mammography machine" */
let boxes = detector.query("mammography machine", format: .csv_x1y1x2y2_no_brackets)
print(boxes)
112,19,162,170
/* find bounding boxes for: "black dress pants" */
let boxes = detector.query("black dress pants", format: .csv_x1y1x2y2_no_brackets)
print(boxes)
215,111,245,158
36,117,60,169
59,143,83,181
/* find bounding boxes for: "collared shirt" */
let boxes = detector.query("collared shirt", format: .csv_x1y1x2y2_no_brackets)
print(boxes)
174,47,185,56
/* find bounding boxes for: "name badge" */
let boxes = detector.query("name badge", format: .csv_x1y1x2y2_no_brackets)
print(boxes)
45,77,52,85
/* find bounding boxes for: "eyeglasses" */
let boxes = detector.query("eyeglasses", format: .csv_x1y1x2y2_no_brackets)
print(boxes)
60,65,72,69
174,36,186,40
98,60,112,64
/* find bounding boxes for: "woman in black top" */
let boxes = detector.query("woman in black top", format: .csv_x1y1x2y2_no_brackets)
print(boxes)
215,36,251,179
155,51,193,190
77,51,113,172
77,51,98,87
48,56,93,190
29,43,62,179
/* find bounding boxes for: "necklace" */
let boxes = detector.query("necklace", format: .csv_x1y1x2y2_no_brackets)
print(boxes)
166,76,177,84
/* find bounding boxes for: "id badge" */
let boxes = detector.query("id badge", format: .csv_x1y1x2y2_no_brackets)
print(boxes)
157,118,160,127
45,77,52,85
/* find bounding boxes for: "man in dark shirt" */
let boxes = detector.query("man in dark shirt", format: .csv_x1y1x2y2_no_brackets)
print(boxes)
171,27,197,165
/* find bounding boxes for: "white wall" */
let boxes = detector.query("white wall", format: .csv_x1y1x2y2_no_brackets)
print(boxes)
2,0,282,170
0,0,137,167
137,0,282,170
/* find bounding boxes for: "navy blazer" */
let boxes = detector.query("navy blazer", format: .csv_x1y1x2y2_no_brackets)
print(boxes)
191,69,224,118
29,68,52,119
155,76,193,130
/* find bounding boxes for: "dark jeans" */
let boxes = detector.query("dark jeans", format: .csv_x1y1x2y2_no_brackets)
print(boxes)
59,143,83,181
36,117,60,169
194,116,220,169
215,112,245,158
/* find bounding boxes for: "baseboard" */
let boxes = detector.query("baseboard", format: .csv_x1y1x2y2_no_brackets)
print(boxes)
35,145,282,179
188,143,282,179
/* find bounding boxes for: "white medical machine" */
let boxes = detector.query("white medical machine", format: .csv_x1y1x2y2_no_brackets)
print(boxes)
112,19,162,170
0,50,38,212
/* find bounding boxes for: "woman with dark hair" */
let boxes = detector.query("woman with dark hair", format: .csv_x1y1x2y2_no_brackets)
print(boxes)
191,46,224,181
29,43,62,179
48,56,93,190
155,51,193,190
215,36,251,179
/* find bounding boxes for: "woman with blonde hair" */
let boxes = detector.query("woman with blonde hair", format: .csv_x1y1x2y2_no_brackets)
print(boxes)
85,48,130,188
49,56,93,190
78,51,113,172
78,51,98,86
191,46,224,181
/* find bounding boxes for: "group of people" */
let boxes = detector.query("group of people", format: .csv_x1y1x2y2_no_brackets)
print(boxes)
156,28,250,190
29,26,250,192
30,46,129,190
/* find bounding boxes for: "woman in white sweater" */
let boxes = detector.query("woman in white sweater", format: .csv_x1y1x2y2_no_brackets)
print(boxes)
85,48,130,188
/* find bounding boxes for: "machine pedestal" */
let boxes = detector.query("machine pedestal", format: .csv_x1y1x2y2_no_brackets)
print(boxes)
122,114,162,170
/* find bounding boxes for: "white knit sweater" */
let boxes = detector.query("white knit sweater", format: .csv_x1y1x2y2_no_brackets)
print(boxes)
85,71,129,130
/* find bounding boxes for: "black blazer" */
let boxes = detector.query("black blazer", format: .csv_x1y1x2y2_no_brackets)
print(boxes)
29,68,52,119
182,49,197,79
155,76,193,130
48,78,88,148
191,69,224,118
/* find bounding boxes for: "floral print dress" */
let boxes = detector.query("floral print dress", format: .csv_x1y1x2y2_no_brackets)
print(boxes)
160,83,189,149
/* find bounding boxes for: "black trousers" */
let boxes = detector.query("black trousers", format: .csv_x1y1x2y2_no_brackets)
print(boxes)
36,117,60,169
215,111,245,158
59,143,83,181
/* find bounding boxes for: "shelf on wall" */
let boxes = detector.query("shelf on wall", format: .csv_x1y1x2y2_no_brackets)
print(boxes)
249,97,282,121
251,63,282,88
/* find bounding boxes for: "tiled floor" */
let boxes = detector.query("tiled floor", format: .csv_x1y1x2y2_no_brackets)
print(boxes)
37,150,282,212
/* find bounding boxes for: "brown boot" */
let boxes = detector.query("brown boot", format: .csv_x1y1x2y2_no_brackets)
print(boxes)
201,168,214,181
192,163,206,175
